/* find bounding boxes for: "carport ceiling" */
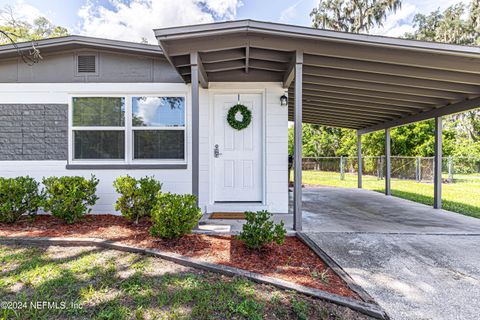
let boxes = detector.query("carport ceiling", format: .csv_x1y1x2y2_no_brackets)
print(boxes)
155,20,480,133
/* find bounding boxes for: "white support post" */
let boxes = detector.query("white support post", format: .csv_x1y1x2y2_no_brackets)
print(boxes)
385,128,391,195
293,50,303,231
434,116,442,209
357,131,362,188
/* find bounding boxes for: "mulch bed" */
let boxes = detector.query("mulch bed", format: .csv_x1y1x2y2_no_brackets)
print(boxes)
0,214,358,300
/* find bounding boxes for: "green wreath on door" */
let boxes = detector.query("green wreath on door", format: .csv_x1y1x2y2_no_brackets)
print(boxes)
227,104,252,130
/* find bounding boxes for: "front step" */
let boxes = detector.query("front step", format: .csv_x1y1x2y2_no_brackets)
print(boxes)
205,203,269,214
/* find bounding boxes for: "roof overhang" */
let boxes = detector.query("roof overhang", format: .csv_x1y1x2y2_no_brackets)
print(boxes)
0,35,162,59
155,19,480,133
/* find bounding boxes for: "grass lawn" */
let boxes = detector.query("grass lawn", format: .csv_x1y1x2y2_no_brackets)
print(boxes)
298,171,480,219
0,245,372,320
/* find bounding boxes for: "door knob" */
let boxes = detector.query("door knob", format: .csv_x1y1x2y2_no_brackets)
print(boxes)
214,144,222,158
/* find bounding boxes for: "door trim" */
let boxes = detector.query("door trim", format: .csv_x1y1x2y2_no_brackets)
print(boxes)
208,89,266,206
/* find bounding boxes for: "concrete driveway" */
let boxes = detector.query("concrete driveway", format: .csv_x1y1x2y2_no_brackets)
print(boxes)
302,187,480,320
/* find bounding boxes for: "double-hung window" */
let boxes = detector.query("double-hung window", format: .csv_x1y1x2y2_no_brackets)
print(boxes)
70,95,186,165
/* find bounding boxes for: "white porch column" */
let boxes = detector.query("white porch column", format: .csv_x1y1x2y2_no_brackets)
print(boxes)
385,128,391,195
357,131,362,189
293,50,303,231
434,116,442,209
190,52,200,203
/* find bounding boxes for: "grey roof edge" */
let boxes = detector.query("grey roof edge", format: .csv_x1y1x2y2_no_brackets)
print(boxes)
0,35,162,57
154,19,480,57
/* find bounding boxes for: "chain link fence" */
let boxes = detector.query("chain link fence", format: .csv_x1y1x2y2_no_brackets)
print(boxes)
302,156,480,182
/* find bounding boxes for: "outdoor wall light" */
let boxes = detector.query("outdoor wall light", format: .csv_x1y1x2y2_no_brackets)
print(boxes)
280,93,288,106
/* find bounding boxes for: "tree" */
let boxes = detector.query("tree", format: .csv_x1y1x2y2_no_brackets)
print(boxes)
405,0,480,154
310,0,401,33
0,5,69,65
288,120,457,158
288,124,352,157
0,6,68,44
405,1,479,45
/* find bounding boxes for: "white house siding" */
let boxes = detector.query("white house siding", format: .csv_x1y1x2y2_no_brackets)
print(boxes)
0,83,192,214
0,82,288,214
264,86,289,213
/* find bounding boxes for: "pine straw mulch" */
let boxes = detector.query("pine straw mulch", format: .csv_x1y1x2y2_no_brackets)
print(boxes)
0,214,359,300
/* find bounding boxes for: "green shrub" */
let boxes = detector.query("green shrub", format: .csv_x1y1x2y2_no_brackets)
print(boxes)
42,175,99,224
113,175,162,224
150,193,202,239
238,210,286,250
0,176,43,223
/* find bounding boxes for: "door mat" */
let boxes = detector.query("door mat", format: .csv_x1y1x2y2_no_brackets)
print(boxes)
210,212,246,220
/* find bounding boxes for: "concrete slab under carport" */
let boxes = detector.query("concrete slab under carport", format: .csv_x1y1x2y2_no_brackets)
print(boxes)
300,187,480,234
301,187,480,319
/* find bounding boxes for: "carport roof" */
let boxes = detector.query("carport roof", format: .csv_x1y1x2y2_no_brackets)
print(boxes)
155,20,480,133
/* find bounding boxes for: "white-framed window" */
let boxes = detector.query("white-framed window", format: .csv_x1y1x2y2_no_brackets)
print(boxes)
69,94,187,165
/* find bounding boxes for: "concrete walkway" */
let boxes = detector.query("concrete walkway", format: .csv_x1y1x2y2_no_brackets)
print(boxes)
303,187,480,320
301,187,480,233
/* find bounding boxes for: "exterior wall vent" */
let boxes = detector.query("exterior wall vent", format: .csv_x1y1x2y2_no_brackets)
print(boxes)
76,53,98,75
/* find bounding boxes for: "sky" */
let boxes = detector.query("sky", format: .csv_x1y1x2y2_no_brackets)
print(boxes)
0,0,471,43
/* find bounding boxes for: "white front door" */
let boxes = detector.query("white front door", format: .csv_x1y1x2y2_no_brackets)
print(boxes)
214,93,262,202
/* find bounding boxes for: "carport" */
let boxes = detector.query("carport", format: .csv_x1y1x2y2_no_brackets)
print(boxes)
155,20,480,231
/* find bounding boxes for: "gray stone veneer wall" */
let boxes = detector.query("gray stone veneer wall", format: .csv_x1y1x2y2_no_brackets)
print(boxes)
0,104,68,160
